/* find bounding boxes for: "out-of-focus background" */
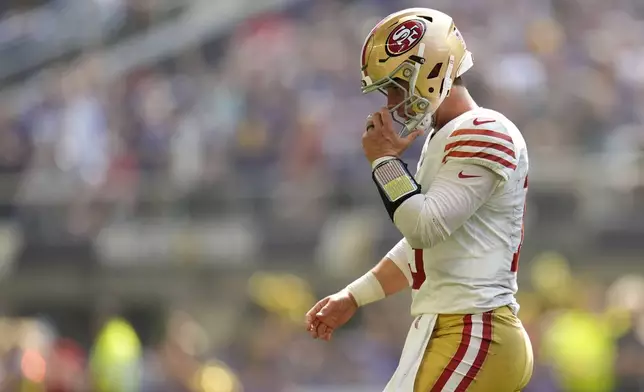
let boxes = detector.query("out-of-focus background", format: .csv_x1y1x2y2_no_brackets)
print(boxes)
0,0,643,391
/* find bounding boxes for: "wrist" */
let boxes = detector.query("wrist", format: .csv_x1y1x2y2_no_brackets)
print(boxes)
345,290,359,308
345,270,386,307
371,155,397,170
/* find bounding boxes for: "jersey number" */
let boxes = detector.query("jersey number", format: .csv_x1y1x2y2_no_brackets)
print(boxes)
511,176,529,272
409,249,426,290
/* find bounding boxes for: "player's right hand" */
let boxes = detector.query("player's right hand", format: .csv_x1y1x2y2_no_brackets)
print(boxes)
305,289,358,341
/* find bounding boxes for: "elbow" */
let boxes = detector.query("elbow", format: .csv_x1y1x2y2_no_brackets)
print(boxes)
397,219,437,249
393,196,448,249
393,211,432,249
395,218,422,247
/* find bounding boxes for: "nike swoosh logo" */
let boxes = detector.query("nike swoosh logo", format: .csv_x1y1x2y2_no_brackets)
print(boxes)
458,171,482,179
473,118,496,126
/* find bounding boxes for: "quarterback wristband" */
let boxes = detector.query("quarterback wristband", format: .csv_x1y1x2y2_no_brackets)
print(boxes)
346,271,385,307
371,156,397,170
372,158,421,220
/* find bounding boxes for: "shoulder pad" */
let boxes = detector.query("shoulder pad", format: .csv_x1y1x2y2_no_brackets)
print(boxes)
443,116,517,181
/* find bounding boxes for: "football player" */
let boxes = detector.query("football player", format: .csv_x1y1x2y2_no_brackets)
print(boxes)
305,8,533,392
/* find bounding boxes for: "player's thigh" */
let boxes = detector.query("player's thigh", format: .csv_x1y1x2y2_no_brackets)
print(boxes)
413,327,462,392
474,312,534,391
413,313,486,392
414,311,533,392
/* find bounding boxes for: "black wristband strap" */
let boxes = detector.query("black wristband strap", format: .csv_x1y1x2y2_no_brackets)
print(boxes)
372,158,421,220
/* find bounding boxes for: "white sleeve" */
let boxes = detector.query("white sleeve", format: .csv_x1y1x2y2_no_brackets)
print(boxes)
385,238,412,285
393,161,500,249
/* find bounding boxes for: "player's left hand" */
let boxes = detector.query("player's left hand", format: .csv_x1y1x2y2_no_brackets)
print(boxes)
362,107,424,164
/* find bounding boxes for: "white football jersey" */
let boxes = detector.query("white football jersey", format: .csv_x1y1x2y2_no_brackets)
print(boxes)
403,107,529,316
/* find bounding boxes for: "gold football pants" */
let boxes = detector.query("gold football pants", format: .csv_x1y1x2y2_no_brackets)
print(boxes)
414,306,534,392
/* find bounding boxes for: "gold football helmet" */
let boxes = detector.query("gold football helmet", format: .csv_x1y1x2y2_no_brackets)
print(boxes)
360,8,473,135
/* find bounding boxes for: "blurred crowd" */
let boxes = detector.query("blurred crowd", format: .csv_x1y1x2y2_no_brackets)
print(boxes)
0,0,644,391
1,0,644,246
0,254,644,392
0,0,187,85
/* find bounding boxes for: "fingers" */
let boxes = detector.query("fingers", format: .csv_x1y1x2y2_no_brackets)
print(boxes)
305,296,340,342
316,304,329,318
309,320,333,341
308,318,317,334
307,317,334,340
364,110,388,141
365,114,375,132
306,297,333,339
321,329,334,341
316,320,329,338
307,316,333,340
379,107,395,136
306,297,329,325
305,296,335,339
404,128,424,143
372,111,384,130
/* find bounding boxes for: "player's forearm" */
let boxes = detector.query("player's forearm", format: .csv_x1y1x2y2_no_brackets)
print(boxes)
372,257,410,296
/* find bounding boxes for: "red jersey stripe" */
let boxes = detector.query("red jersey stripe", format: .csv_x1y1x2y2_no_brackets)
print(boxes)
409,249,426,290
450,128,513,144
445,140,516,158
443,151,517,170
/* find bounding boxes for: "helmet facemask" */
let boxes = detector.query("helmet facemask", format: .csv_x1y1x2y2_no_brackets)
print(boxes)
361,50,455,138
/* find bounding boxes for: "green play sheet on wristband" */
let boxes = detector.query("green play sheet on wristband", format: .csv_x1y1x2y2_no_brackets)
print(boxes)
383,176,417,201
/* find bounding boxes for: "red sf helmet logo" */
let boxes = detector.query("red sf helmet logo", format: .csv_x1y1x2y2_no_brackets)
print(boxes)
385,19,426,57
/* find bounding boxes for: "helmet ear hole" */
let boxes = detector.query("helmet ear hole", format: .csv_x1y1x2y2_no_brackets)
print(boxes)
428,87,434,93
427,63,443,79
